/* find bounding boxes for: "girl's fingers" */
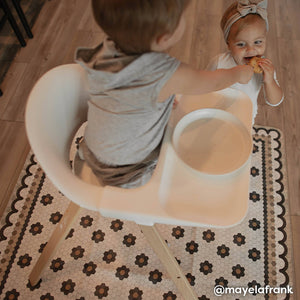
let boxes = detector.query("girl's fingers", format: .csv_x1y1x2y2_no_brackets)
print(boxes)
261,58,272,64
259,59,274,72
259,58,273,68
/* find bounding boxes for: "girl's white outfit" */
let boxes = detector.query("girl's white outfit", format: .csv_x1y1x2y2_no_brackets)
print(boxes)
206,52,283,123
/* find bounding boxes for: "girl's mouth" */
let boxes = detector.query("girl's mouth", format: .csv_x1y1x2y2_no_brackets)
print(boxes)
244,55,261,64
244,56,254,63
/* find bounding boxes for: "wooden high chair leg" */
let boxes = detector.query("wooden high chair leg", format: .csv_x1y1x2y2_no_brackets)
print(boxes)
29,201,81,286
139,224,198,300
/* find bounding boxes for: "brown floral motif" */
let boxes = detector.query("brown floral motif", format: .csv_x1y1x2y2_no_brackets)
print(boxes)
202,229,215,242
148,269,163,284
199,261,213,275
163,291,177,300
185,241,199,254
198,296,210,300
171,226,185,239
92,229,105,243
50,257,65,272
40,194,53,206
128,287,143,300
80,215,93,228
248,218,261,231
83,261,97,276
233,233,246,246
186,273,195,286
110,219,124,232
250,167,259,177
26,279,41,291
17,254,32,268
70,246,85,260
215,277,228,287
217,244,230,258
94,283,109,299
29,222,43,235
232,264,245,279
248,280,261,295
123,233,136,247
115,265,130,280
248,248,261,261
102,249,117,264
40,293,54,300
135,253,149,267
250,191,260,202
4,289,20,299
49,211,62,224
61,279,76,295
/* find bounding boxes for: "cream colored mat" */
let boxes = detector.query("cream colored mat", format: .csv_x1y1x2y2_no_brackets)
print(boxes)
0,126,295,299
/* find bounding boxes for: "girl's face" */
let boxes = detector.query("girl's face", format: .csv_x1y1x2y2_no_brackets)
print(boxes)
227,17,267,65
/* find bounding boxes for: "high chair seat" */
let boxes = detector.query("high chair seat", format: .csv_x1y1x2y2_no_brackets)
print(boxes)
25,64,253,299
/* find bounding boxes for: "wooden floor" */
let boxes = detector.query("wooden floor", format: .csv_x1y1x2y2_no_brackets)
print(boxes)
0,0,299,296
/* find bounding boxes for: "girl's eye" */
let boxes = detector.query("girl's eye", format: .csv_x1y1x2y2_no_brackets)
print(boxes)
236,42,246,47
254,40,262,45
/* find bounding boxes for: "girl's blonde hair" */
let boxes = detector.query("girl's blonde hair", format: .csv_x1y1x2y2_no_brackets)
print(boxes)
92,0,190,54
221,1,265,42
221,2,239,33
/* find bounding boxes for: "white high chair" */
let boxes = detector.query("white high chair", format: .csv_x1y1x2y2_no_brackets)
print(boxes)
25,64,253,299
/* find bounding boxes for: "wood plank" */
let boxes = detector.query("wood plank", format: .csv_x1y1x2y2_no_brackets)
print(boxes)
277,38,300,215
0,121,30,219
2,0,91,122
13,0,58,64
0,62,27,117
274,0,300,40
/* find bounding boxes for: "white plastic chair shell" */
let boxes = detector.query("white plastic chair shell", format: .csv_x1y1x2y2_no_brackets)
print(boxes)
25,64,104,211
25,64,251,228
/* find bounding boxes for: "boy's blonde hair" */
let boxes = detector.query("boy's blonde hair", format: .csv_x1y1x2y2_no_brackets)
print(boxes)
92,0,190,54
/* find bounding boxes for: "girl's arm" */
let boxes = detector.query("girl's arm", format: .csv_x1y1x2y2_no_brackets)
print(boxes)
259,58,284,106
157,62,253,102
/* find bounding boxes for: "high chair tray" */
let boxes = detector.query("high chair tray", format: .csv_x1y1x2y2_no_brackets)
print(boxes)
77,88,253,227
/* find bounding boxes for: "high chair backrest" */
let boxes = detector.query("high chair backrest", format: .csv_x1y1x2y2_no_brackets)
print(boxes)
25,64,104,211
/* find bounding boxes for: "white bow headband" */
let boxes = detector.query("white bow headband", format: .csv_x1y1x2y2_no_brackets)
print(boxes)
223,0,269,42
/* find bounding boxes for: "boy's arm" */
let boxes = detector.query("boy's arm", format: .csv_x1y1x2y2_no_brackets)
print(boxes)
205,55,218,71
259,58,284,106
158,62,253,101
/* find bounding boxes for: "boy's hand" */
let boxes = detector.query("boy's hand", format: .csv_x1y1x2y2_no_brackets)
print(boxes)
235,65,254,84
258,58,275,83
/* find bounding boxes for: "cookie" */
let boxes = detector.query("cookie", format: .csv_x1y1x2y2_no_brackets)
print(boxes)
248,56,263,74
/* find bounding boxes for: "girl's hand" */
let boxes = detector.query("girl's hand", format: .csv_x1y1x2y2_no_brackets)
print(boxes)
258,58,275,83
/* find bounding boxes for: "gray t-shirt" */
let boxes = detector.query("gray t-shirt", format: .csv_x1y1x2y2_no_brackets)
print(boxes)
75,38,180,166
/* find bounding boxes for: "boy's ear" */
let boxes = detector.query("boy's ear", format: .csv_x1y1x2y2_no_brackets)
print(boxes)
151,33,172,51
